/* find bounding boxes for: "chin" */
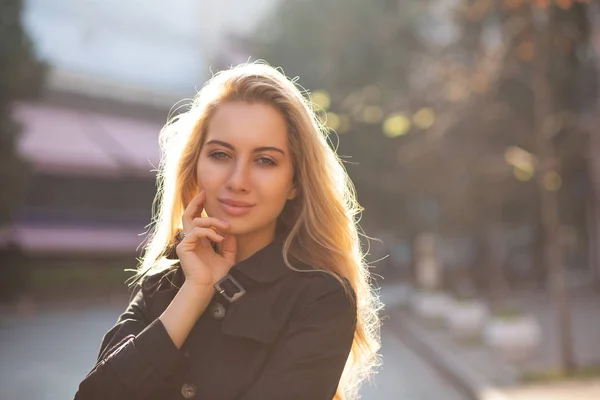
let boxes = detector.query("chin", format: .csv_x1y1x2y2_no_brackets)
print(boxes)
225,223,255,237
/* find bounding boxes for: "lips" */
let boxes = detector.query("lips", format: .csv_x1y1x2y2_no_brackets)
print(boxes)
218,198,255,207
218,198,255,216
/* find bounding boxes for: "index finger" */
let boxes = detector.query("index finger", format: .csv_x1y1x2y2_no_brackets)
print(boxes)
182,190,205,228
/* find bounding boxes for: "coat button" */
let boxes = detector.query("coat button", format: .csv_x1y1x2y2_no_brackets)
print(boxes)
181,382,197,398
210,302,226,319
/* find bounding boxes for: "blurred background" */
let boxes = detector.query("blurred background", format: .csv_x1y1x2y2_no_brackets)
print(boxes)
1,0,600,399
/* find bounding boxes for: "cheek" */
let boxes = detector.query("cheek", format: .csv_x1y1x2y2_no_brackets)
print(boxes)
196,159,220,188
263,175,294,203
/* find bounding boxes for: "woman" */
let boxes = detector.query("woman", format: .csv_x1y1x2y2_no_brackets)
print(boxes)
75,62,381,400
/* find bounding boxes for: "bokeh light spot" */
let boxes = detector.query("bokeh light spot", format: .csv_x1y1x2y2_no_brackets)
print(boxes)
504,0,525,11
556,0,572,10
338,114,351,133
351,103,365,119
445,82,469,102
543,172,562,191
325,112,340,130
504,146,535,166
513,164,534,181
533,0,550,9
383,114,411,137
413,108,436,129
517,40,535,62
362,106,384,124
342,93,361,110
471,73,489,93
311,90,331,111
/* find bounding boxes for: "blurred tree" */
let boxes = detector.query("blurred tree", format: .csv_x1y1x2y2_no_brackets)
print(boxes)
232,0,532,283
227,1,600,373
530,1,575,374
230,0,595,302
421,0,585,372
584,1,600,291
430,0,593,373
0,0,47,227
239,0,426,229
0,0,46,301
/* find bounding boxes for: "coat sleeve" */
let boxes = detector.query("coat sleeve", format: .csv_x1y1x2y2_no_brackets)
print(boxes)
239,278,357,400
74,282,185,400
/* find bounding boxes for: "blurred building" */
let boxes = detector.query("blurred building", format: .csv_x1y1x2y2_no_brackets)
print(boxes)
11,0,279,261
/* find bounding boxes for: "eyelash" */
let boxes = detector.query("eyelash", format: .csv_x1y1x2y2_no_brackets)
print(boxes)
208,151,277,166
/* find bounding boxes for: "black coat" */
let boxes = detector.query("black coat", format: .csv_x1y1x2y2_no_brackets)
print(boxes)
74,239,357,400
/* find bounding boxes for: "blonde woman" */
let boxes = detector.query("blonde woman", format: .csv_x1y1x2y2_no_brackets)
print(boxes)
75,63,381,400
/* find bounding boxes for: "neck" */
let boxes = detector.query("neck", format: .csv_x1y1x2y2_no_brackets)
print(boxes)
234,230,276,264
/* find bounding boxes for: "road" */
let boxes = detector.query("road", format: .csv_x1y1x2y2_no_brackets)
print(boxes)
0,301,466,400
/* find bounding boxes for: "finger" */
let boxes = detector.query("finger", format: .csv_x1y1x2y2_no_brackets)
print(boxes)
182,226,224,249
220,233,237,265
191,217,230,233
182,190,205,231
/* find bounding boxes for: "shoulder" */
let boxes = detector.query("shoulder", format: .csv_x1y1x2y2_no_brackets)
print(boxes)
220,263,356,344
287,266,357,318
139,265,183,292
122,266,184,321
127,265,183,305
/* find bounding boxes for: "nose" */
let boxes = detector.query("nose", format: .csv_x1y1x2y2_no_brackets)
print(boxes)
226,159,251,193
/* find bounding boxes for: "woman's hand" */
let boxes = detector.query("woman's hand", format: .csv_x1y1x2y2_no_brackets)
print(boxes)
176,190,237,289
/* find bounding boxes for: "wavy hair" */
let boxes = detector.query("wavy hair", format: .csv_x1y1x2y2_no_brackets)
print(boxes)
135,62,381,399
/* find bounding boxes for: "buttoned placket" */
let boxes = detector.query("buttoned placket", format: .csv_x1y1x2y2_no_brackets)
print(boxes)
177,339,196,398
175,289,235,398
168,262,269,399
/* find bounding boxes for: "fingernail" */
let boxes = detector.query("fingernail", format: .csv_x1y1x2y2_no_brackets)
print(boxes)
221,220,230,225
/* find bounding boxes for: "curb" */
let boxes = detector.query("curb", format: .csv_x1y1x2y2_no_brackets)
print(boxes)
389,308,510,400
0,294,129,318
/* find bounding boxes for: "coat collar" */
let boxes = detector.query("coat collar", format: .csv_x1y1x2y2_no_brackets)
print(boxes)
154,235,297,288
141,236,299,321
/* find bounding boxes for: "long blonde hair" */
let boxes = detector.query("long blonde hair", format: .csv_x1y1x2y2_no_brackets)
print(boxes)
135,62,381,399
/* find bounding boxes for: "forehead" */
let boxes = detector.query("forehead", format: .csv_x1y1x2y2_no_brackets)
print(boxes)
205,102,289,149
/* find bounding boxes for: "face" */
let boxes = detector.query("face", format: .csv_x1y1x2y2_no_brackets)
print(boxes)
196,101,298,243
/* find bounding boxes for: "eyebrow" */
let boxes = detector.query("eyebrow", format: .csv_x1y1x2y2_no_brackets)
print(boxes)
205,140,286,155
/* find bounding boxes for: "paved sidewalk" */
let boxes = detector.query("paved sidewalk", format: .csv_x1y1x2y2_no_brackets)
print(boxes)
501,380,600,400
380,283,600,400
1,290,468,400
